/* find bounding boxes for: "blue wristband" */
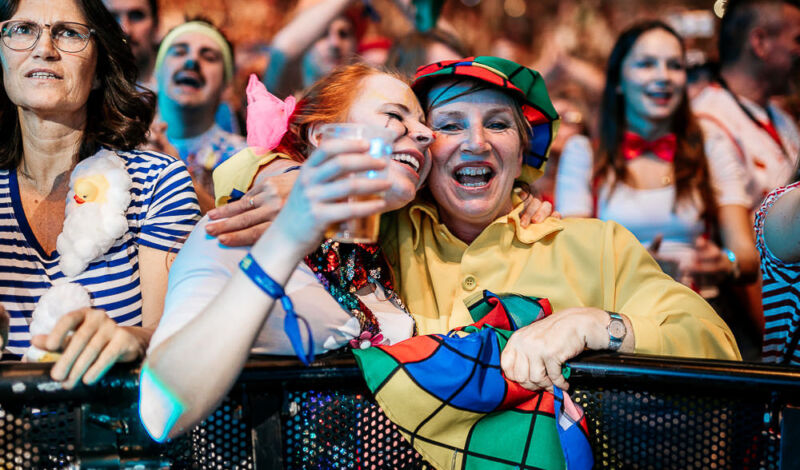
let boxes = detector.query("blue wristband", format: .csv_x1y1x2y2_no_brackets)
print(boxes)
239,254,314,365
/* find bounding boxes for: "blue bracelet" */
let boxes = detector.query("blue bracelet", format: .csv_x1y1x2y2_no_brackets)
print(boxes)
239,254,314,365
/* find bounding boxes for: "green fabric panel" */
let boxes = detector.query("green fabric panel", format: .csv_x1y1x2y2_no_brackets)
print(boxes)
525,415,566,469
352,347,398,392
464,410,531,466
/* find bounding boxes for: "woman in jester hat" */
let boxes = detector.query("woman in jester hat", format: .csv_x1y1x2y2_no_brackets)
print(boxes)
140,58,741,443
140,62,555,440
207,56,742,380
388,56,740,395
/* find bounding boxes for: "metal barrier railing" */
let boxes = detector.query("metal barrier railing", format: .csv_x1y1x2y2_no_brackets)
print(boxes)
1,352,799,469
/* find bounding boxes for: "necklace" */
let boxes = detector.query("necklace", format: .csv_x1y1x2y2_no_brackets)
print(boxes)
304,240,412,342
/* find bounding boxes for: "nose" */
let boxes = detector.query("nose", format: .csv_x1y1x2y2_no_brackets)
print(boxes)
408,123,434,148
184,55,199,70
463,125,490,154
654,61,670,81
31,28,58,59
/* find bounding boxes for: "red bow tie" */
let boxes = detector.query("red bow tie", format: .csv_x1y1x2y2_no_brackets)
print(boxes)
621,132,677,162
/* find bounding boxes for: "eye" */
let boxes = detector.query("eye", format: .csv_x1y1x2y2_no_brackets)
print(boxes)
201,50,222,62
128,10,146,23
433,122,462,132
385,111,403,121
634,57,656,68
7,21,35,36
487,121,511,131
667,59,685,71
168,45,187,57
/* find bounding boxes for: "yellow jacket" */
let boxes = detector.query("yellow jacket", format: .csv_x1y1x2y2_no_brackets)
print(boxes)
380,197,741,361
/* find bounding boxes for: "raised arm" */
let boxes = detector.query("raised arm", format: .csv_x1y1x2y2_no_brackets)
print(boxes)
264,0,356,98
139,139,389,441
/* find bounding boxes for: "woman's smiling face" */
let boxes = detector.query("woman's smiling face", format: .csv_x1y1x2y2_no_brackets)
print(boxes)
620,28,687,128
345,73,433,211
426,80,524,240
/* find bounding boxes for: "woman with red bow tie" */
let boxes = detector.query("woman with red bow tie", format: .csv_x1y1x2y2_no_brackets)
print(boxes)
556,21,759,304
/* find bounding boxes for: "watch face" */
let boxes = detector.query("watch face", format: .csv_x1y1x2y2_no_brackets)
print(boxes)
609,319,626,338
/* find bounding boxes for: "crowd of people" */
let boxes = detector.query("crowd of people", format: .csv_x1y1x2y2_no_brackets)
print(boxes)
0,0,798,448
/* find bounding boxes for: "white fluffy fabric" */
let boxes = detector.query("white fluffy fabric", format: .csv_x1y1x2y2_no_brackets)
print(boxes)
57,149,132,278
29,282,91,337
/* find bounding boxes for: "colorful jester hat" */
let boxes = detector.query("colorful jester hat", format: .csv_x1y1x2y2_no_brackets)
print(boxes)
412,56,560,184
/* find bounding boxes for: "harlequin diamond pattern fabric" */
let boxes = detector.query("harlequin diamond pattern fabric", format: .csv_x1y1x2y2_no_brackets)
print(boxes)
353,292,593,470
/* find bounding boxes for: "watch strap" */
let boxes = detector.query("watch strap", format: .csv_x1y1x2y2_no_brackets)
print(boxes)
607,312,626,351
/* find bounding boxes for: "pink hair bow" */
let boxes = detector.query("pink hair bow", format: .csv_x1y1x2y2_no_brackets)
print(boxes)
246,74,297,153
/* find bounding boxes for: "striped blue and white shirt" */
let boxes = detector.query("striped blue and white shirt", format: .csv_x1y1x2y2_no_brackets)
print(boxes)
756,181,800,365
0,149,200,359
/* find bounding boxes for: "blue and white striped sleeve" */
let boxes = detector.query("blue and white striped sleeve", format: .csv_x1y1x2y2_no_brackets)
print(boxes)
139,158,201,251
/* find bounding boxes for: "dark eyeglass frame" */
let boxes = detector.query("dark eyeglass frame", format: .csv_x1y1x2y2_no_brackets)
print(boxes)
0,20,95,53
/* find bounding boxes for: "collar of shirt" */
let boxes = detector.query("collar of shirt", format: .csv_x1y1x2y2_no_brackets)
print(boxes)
405,191,564,251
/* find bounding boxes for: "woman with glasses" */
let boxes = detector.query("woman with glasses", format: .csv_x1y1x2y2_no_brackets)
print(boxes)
0,0,199,388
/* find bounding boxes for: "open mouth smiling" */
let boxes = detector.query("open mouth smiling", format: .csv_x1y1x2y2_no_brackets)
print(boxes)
391,149,424,176
453,164,495,188
173,70,205,89
644,90,674,105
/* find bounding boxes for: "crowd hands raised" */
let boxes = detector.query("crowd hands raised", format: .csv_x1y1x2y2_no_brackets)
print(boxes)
0,0,797,442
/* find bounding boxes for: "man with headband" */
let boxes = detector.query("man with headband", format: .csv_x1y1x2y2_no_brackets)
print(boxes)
154,19,245,212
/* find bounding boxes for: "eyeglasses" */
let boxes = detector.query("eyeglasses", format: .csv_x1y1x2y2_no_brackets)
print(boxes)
0,20,94,53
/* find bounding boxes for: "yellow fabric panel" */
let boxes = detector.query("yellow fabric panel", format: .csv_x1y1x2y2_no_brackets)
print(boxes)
212,148,292,207
380,197,741,361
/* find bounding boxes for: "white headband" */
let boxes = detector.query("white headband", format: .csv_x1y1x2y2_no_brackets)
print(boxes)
154,21,233,83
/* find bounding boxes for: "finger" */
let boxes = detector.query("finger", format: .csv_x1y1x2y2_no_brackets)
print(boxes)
308,154,388,185
50,315,107,381
44,309,90,352
62,323,116,389
649,234,663,253
532,201,553,224
545,358,569,391
520,198,541,228
218,222,272,247
551,210,562,220
82,331,140,385
31,334,48,349
314,199,388,226
306,178,391,203
530,359,553,392
500,348,519,381
207,195,251,221
208,202,280,237
306,139,371,167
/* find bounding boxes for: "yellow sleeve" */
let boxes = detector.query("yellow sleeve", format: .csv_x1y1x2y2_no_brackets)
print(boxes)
212,148,292,207
604,221,742,360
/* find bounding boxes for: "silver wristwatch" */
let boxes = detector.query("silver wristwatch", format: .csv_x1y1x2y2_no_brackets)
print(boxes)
607,312,627,351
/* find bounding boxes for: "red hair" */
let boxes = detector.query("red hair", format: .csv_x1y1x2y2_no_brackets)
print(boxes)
276,64,402,162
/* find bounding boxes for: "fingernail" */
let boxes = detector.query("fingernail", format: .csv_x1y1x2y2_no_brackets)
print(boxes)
218,235,229,245
206,224,217,235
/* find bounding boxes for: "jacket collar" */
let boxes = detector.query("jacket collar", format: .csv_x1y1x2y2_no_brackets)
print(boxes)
406,192,564,250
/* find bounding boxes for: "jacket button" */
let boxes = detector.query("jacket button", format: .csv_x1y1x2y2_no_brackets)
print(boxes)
462,275,477,291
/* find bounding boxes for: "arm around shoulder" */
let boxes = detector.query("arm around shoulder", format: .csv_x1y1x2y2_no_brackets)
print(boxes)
554,134,594,217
